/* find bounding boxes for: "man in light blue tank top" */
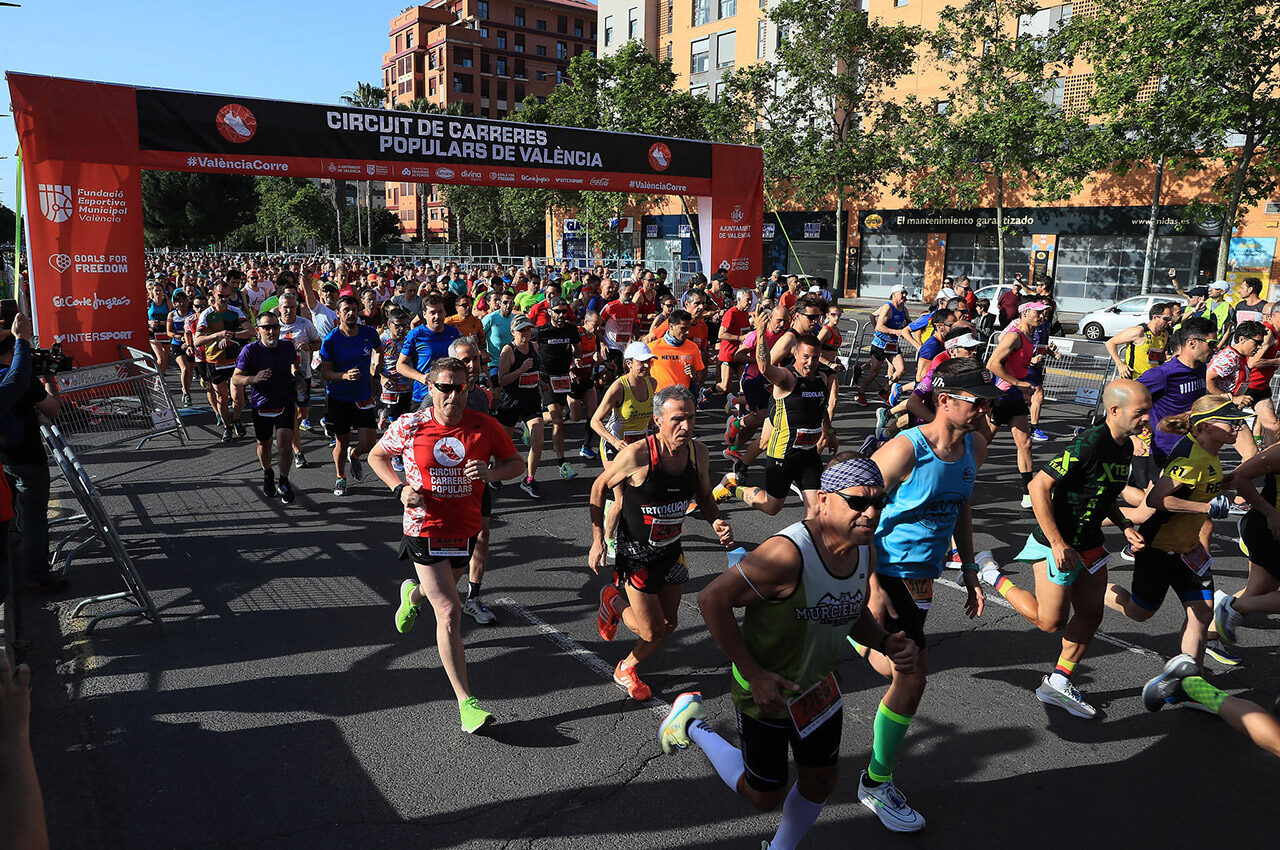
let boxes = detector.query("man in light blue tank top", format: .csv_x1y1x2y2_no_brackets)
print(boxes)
854,358,996,833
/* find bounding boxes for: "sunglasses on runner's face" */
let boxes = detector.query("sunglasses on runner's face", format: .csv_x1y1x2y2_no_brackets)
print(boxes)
257,324,279,331
834,492,888,512
946,393,991,408
433,382,466,395
802,312,823,320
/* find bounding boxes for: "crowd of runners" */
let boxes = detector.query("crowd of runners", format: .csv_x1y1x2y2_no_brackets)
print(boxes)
134,253,1280,848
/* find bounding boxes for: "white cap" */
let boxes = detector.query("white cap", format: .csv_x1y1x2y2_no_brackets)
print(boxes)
808,285,822,293
624,341,655,361
889,284,908,294
945,332,983,350
1209,279,1230,291
938,287,958,300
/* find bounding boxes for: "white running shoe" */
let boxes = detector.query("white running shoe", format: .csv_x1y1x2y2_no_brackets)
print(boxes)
462,598,497,624
1214,591,1242,646
1035,675,1097,718
858,772,925,833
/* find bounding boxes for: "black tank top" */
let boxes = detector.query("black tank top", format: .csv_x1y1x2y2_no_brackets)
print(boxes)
505,343,542,397
766,370,828,459
621,434,698,549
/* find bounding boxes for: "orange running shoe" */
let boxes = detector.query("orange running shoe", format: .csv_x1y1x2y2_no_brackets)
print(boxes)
597,585,624,641
613,661,651,701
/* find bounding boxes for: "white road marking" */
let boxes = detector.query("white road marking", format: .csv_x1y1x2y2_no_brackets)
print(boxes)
494,597,674,718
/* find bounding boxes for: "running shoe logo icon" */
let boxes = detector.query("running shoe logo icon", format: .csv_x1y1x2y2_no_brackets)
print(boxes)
215,104,258,143
433,436,466,467
648,143,671,172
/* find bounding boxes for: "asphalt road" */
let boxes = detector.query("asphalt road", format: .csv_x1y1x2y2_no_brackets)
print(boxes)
18,371,1279,850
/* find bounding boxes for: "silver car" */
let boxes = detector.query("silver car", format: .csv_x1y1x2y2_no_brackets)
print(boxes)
1078,294,1187,341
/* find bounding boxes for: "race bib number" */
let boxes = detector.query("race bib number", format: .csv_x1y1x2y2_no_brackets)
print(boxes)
787,672,842,740
1082,546,1111,574
1182,545,1213,577
647,513,687,546
257,405,284,418
519,371,541,388
355,398,377,410
616,329,632,345
794,427,823,448
880,339,899,354
901,577,934,610
381,389,403,405
550,374,572,393
427,537,471,558
623,430,647,444
574,355,594,369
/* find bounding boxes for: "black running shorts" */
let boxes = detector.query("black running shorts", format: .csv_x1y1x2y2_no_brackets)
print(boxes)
737,708,842,792
763,453,822,499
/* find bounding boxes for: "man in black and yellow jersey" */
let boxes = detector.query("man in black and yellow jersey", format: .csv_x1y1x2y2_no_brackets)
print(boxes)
1104,302,1174,379
715,333,836,518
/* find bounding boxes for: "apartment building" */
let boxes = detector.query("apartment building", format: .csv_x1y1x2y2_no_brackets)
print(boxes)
380,0,598,240
600,0,1280,308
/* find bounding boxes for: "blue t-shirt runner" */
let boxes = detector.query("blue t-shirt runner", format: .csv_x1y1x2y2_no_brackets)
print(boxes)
402,323,461,402
320,324,383,404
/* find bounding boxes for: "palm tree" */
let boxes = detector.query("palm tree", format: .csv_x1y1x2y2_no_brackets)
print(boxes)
340,82,388,250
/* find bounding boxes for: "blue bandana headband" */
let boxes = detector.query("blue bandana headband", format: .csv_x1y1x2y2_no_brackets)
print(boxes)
820,457,884,492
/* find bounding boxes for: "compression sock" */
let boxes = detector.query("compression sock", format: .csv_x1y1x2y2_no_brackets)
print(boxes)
557,456,566,465
1180,675,1228,714
866,702,913,785
992,573,1015,598
1048,657,1076,689
769,783,825,850
1021,471,1034,488
847,637,869,657
688,720,745,792
467,581,482,601
734,486,749,502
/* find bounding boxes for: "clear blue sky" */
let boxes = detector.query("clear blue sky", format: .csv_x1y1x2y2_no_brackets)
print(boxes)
1,0,442,211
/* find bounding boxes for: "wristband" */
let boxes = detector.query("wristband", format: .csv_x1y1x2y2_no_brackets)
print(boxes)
960,563,979,572
392,483,406,500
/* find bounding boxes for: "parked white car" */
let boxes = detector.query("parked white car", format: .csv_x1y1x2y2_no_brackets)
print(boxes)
1077,294,1186,341
973,284,1013,316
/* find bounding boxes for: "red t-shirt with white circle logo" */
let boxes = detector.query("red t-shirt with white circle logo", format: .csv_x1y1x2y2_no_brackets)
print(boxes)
377,408,516,539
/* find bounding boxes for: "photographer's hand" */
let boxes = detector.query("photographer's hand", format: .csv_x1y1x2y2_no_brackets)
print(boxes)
11,314,31,343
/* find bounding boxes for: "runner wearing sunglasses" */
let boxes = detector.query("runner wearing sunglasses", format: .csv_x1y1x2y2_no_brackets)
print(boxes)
233,314,300,504
854,357,996,833
659,456,918,850
536,297,584,480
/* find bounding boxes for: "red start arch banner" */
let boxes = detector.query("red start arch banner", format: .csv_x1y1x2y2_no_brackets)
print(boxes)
7,72,763,365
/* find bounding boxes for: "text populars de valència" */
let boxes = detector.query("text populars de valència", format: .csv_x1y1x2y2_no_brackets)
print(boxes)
326,111,604,167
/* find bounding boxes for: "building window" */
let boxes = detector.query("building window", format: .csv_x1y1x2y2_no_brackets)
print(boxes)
456,48,474,67
691,84,709,99
482,54,491,73
557,69,565,83
515,58,526,78
1018,3,1073,38
453,73,473,93
514,7,525,26
758,19,766,58
536,19,546,31
719,0,736,18
604,15,614,45
628,6,639,39
496,56,508,75
776,23,788,48
1266,201,1280,214
515,83,526,100
479,26,488,37
760,0,766,7
574,19,583,37
666,42,672,59
497,30,507,48
498,81,507,98
894,0,907,6
429,78,437,96
536,44,546,55
481,78,490,96
934,100,950,114
537,70,547,80
406,29,414,49
715,80,728,102
691,38,709,72
396,34,402,52
557,41,568,58
558,15,567,33
478,0,489,19
515,33,525,51
693,0,711,26
716,30,736,67
428,51,437,69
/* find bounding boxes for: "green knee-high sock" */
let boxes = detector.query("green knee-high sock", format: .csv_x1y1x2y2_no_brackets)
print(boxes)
1181,675,1228,714
867,701,913,784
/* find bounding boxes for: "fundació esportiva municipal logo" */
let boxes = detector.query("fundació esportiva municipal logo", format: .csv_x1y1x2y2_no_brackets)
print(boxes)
38,184,74,223
215,104,257,143
648,142,671,172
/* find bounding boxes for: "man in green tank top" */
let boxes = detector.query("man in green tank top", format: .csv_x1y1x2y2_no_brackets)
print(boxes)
657,456,918,850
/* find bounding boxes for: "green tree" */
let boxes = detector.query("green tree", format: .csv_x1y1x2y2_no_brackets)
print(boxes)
723,0,924,290
141,170,256,248
254,177,330,251
1070,0,1280,279
902,0,1094,288
340,81,389,249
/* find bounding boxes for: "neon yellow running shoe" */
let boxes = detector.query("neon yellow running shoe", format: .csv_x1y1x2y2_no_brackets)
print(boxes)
395,579,420,634
459,696,493,733
658,691,704,754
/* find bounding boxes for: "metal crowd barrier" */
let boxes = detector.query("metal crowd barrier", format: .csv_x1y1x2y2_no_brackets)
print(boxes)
52,349,187,453
42,424,162,633
846,322,920,392
980,335,1116,418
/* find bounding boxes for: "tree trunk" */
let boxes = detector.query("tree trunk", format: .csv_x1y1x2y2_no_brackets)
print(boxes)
368,183,375,250
995,170,1006,288
355,189,363,250
331,180,346,252
833,186,847,295
1215,131,1256,280
1140,155,1165,295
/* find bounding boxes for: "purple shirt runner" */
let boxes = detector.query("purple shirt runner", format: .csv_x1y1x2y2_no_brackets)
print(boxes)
236,339,298,411
1138,357,1206,459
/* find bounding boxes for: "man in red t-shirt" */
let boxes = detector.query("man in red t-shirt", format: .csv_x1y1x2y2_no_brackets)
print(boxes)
600,285,641,375
716,289,753,394
997,280,1023,325
369,356,525,735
